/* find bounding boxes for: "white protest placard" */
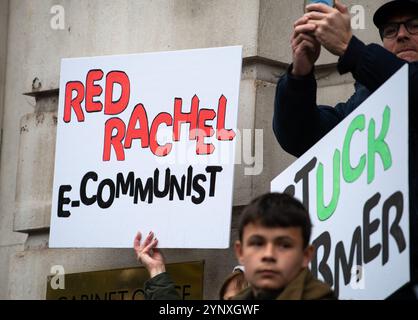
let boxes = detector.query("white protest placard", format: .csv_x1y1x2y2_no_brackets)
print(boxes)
271,66,410,299
50,46,242,248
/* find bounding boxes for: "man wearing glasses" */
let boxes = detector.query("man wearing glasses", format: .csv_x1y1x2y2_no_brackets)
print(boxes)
273,0,418,299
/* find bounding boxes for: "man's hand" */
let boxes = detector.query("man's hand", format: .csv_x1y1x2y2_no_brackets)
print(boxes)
305,0,352,57
134,231,166,278
291,16,321,77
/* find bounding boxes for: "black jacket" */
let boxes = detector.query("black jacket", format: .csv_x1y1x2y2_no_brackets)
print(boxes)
144,272,181,300
273,35,418,281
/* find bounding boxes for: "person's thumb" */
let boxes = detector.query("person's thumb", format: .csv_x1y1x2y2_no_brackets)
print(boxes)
334,0,348,14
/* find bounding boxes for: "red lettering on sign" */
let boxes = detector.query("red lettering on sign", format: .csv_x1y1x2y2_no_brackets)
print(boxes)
103,118,126,161
64,81,85,123
150,113,173,157
104,71,130,116
85,69,104,113
125,104,150,149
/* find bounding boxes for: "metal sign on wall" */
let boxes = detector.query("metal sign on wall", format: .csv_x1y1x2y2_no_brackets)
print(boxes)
46,261,204,300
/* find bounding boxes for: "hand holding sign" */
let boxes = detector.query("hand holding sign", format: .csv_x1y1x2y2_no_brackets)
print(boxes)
134,231,166,278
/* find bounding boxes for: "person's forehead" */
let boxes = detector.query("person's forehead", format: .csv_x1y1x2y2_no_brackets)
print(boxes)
243,222,302,240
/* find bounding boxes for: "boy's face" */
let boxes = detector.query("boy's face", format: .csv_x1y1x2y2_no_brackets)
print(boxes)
235,222,314,294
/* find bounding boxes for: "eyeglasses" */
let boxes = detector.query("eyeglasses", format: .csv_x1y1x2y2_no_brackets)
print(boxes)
380,17,418,39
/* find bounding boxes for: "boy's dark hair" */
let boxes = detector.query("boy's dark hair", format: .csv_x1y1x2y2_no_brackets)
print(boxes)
238,192,312,248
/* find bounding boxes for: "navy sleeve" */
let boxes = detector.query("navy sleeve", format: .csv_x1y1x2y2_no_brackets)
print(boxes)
338,35,418,114
273,66,351,157
273,35,418,158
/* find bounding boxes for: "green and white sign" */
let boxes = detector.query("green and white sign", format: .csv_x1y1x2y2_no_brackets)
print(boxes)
271,66,410,299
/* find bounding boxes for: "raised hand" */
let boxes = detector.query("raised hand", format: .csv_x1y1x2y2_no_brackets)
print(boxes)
305,0,352,57
134,231,166,278
291,15,321,76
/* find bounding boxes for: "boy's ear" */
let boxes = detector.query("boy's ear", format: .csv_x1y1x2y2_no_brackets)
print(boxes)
234,240,244,265
302,245,315,268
